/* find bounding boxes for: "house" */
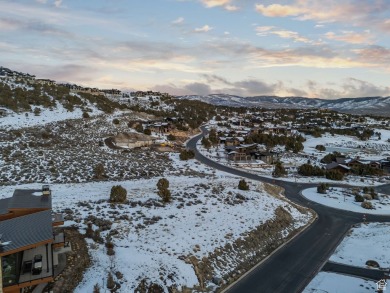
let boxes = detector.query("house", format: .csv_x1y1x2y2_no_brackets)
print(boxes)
0,186,64,293
35,79,56,86
347,159,365,169
325,162,350,174
225,137,240,147
113,132,155,149
251,151,278,164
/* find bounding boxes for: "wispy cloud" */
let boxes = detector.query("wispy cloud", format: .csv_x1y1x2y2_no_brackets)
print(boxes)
255,4,301,17
325,30,374,44
201,0,230,8
256,26,312,43
254,0,390,33
172,17,185,25
194,25,213,32
54,0,62,8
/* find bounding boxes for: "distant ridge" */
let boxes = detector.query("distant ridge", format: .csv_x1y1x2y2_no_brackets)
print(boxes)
177,94,390,116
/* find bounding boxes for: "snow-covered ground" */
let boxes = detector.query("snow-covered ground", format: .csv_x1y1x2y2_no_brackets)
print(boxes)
303,272,377,293
303,131,390,159
0,154,312,292
0,99,105,130
302,187,390,215
330,223,390,268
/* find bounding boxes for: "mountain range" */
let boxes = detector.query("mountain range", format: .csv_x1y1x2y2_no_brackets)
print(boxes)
177,94,390,117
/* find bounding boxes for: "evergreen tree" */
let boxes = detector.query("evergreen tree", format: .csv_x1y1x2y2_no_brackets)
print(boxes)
238,179,249,190
157,178,171,203
273,161,287,177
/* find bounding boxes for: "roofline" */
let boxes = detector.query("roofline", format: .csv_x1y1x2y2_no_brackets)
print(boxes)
0,238,53,257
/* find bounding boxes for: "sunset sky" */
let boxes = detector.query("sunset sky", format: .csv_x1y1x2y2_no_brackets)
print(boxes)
1,0,390,98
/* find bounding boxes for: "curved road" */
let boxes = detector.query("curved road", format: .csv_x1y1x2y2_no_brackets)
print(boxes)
186,130,390,293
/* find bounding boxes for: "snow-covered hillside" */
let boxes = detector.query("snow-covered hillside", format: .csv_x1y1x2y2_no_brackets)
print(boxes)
177,94,390,116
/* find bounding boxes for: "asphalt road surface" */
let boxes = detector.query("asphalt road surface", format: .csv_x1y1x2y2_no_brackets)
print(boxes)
186,130,390,293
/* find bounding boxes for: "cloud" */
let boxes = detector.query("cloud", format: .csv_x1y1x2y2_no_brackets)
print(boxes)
256,26,311,43
201,0,230,8
184,82,212,95
354,45,390,66
54,0,62,8
255,4,301,17
201,74,281,96
172,17,184,25
225,4,239,11
306,78,390,99
194,25,213,32
254,0,390,34
325,30,374,44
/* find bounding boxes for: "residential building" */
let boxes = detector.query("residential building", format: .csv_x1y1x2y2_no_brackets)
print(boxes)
0,186,64,293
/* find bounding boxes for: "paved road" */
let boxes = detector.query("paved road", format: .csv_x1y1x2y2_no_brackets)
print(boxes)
323,261,389,281
186,130,390,293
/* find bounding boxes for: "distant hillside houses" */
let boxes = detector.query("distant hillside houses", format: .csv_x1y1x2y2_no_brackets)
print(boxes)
0,66,123,97
0,66,35,83
113,132,156,149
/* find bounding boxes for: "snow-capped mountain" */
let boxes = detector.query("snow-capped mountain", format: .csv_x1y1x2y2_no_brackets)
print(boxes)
177,94,390,116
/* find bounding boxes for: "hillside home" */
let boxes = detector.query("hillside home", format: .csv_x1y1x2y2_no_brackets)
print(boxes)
35,79,55,86
113,133,155,149
325,162,351,174
251,151,279,164
0,186,64,293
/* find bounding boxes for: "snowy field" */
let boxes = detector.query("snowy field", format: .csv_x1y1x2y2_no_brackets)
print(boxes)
303,272,377,293
0,98,106,130
330,223,390,268
302,187,390,215
303,131,390,159
0,154,312,292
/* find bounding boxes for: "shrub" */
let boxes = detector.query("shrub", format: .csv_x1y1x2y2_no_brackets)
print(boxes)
208,128,219,145
273,161,287,177
113,118,120,125
363,194,372,200
298,163,325,176
355,194,364,202
82,111,90,119
317,183,329,194
107,272,115,289
135,123,144,133
201,137,211,149
238,179,249,190
370,187,378,199
33,107,41,116
361,201,373,209
167,134,176,141
105,238,115,256
93,163,105,179
110,185,127,203
143,128,152,135
315,145,326,151
93,284,100,293
179,149,195,160
321,152,342,164
325,169,344,181
157,178,171,203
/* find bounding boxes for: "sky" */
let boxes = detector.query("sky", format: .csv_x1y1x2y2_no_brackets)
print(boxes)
1,0,390,99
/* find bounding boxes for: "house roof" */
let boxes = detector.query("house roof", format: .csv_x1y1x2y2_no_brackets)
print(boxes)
0,190,51,215
0,210,53,255
8,189,51,210
326,162,350,170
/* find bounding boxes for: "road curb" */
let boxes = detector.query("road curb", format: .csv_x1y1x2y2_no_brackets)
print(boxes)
221,208,318,293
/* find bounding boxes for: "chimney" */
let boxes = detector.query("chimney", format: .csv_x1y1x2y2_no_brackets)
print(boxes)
42,185,51,196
